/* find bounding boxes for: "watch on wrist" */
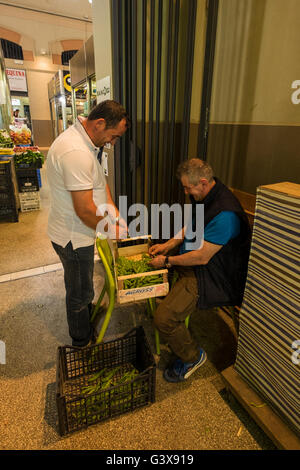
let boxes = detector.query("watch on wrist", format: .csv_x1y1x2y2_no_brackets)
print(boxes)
165,256,172,269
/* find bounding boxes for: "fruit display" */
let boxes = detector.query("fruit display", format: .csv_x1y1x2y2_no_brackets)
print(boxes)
9,125,32,145
0,129,13,148
14,146,39,153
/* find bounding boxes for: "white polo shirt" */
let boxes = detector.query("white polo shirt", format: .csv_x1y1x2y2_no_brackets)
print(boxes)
46,118,107,249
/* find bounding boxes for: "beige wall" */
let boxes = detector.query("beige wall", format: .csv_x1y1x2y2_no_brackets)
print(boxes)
190,0,207,123
27,69,56,121
206,0,300,194
210,0,300,125
0,4,92,57
91,0,113,89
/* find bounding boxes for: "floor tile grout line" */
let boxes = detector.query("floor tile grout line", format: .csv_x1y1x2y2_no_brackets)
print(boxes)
0,263,63,283
0,255,100,284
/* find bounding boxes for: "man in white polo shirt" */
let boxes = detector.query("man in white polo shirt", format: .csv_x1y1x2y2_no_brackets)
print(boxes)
47,100,130,347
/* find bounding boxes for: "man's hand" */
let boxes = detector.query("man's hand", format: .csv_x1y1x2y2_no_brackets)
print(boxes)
148,255,166,269
117,216,129,237
148,243,169,257
102,221,128,240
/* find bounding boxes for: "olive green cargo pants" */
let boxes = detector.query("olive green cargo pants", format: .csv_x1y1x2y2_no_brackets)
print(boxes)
153,267,200,363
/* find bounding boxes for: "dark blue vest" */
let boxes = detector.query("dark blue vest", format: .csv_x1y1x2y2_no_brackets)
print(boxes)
192,178,251,309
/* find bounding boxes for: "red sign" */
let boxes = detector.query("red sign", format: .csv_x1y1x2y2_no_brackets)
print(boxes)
6,68,28,92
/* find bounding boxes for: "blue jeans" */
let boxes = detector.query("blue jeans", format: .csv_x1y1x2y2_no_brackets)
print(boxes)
52,241,95,347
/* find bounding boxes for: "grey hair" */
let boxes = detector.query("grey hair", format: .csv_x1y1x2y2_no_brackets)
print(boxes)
176,158,214,185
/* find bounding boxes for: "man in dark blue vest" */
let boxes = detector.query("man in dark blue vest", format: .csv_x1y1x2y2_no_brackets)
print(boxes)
149,158,251,383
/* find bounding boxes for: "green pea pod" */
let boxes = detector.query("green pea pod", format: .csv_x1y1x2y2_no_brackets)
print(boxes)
87,369,106,383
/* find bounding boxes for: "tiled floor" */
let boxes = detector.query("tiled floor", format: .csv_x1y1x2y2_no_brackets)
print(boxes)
0,165,277,450
0,256,102,283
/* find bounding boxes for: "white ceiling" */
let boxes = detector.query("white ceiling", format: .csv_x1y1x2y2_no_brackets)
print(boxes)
2,0,93,21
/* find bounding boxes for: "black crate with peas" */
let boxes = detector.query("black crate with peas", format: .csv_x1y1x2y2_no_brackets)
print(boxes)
56,326,156,435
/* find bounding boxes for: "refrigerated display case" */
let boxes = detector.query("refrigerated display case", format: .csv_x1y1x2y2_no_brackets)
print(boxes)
48,70,73,139
69,35,97,119
71,76,96,119
72,81,88,118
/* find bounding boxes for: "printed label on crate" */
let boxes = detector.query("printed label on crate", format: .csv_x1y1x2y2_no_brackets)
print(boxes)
123,285,156,297
119,283,169,302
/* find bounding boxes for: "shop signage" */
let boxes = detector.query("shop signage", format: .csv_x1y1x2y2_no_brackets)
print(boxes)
63,72,72,94
97,76,111,104
6,68,28,92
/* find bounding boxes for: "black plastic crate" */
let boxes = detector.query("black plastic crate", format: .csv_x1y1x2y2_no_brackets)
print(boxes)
56,326,156,436
0,191,14,204
0,164,10,176
0,174,11,192
16,168,39,192
0,203,18,222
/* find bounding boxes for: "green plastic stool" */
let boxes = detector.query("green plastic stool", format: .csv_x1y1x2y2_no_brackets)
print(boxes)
147,297,190,355
92,240,190,354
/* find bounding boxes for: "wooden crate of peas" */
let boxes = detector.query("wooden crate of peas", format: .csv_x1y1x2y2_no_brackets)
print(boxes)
113,236,169,304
